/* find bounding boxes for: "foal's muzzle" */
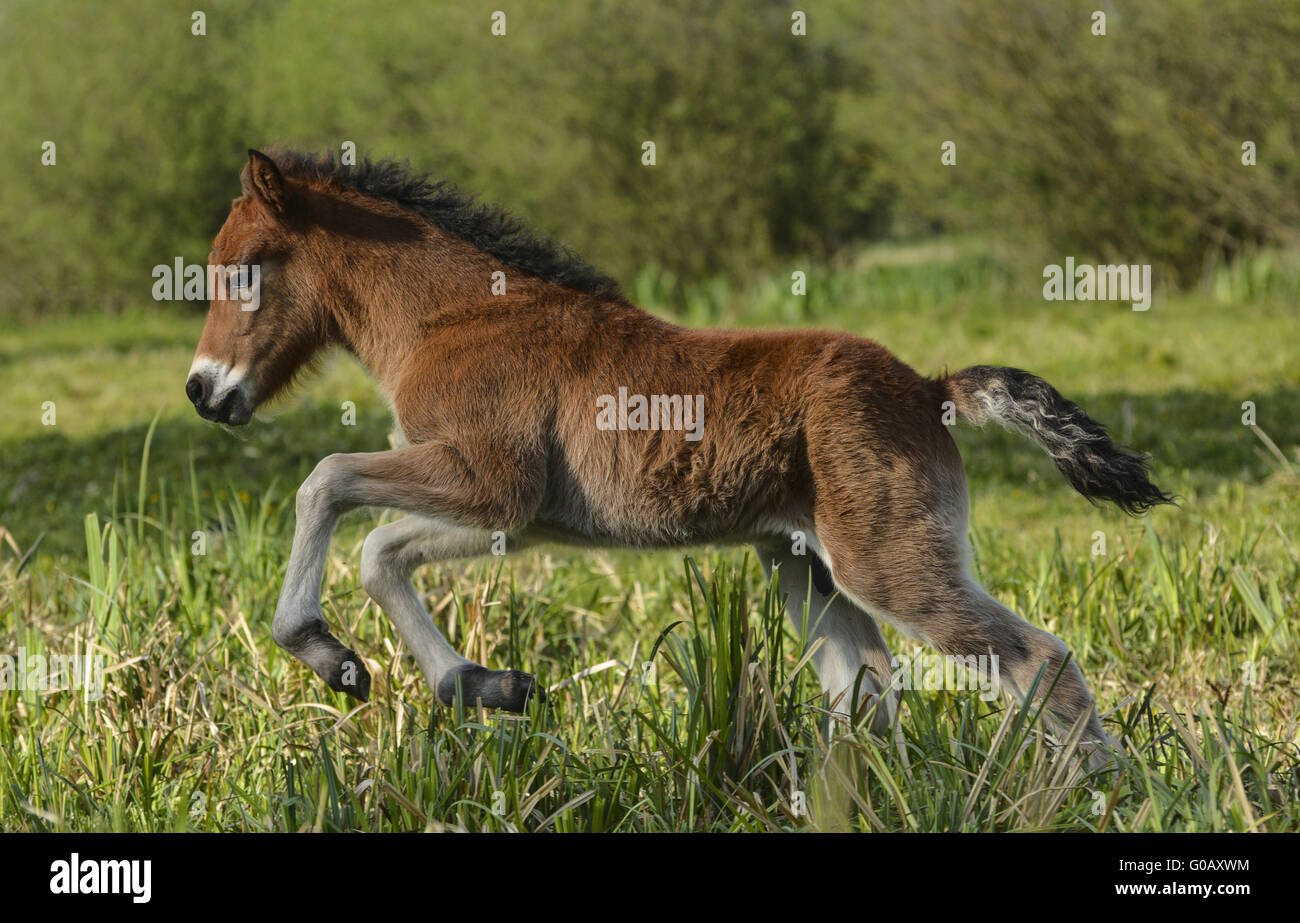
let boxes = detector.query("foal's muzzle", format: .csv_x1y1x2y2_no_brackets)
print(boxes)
186,364,253,425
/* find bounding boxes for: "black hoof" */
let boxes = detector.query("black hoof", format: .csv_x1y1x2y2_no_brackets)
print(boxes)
324,648,372,702
437,665,545,712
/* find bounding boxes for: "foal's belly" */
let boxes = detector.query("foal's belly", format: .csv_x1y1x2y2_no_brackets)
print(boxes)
519,521,775,553
524,501,808,552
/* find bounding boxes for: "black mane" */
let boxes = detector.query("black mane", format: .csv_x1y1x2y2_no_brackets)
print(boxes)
268,148,623,299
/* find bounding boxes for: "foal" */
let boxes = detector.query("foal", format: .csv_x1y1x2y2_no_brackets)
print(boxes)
188,149,1173,765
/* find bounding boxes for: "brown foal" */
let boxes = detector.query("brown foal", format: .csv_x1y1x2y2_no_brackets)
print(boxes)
187,149,1173,767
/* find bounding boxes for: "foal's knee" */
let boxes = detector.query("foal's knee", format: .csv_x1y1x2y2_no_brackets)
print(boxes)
297,453,348,516
360,524,400,599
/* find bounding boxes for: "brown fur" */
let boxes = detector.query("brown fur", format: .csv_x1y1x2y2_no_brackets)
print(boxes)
187,150,1164,768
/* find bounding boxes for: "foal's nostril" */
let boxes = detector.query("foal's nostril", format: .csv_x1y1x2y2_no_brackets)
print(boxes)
185,375,207,406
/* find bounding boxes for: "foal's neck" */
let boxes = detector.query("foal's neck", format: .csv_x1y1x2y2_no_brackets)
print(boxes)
320,224,561,394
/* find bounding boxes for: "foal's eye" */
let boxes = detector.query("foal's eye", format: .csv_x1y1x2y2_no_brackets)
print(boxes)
222,266,263,309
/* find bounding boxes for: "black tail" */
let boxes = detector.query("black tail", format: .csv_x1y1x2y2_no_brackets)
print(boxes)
945,365,1176,516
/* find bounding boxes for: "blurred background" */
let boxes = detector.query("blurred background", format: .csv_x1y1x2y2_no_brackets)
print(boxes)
3,0,1300,315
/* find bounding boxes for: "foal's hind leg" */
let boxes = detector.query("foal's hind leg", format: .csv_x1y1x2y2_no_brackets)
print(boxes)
360,515,542,710
805,398,1116,769
815,515,1117,769
754,540,896,736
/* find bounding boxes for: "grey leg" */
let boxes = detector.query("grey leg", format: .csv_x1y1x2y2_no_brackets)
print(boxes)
755,540,897,735
360,515,542,710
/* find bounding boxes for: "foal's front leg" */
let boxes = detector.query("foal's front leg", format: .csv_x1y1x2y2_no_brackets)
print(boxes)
272,442,543,704
272,453,374,700
360,514,543,710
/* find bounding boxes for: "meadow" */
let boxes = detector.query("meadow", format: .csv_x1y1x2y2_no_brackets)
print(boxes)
1,245,1297,832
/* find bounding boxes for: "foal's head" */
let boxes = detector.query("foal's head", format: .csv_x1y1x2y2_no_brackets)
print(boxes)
186,149,332,424
187,147,626,424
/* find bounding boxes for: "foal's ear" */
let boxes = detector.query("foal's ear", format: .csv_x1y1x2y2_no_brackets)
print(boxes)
242,149,288,217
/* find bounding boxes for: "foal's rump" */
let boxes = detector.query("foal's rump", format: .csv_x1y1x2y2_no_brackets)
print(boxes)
800,345,1175,523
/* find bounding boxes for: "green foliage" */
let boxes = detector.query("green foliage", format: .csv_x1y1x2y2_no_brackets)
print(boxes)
0,0,258,313
5,0,1297,316
863,0,1300,285
0,0,882,315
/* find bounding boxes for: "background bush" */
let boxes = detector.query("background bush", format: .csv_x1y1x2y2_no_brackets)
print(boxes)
1,0,1297,315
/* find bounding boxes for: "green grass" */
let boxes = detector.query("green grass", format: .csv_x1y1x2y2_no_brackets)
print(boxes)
1,245,1297,831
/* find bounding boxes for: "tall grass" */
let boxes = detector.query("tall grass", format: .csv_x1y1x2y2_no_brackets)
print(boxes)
1,424,1296,832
